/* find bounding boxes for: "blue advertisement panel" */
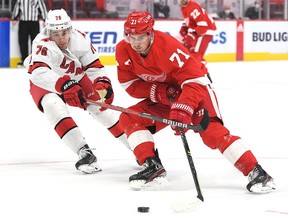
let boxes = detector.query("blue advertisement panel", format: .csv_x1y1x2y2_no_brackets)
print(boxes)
0,20,10,67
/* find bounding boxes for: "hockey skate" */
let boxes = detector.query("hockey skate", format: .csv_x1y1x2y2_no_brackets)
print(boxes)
246,164,276,193
129,153,168,190
75,144,102,174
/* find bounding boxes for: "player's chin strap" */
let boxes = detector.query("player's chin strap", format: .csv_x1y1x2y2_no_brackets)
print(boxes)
140,31,154,57
85,99,209,132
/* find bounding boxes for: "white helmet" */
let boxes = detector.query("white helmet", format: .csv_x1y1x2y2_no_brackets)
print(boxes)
45,9,71,34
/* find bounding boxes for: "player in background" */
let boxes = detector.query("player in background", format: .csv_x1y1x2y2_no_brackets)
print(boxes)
115,11,276,193
25,9,129,174
178,0,216,63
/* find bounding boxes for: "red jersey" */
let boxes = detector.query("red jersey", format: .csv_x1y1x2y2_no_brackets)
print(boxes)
116,30,211,110
180,1,216,35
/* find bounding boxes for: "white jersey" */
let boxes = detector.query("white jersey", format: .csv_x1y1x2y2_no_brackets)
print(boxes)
28,27,106,93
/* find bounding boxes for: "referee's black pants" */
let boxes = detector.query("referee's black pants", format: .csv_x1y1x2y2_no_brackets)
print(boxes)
18,20,39,62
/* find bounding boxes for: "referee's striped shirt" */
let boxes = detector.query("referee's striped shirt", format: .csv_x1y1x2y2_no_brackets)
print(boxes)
12,0,48,21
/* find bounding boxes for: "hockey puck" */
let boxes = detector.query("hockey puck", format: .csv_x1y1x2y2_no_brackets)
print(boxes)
137,206,149,213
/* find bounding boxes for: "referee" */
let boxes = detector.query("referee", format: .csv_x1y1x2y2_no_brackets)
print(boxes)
12,0,47,67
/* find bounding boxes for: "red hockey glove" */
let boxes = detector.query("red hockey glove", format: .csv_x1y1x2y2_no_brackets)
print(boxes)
169,103,194,135
55,75,86,108
149,83,180,106
179,24,188,37
183,31,197,52
93,76,114,105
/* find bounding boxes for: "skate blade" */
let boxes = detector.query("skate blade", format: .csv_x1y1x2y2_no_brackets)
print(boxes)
130,176,169,191
250,181,276,194
78,163,102,174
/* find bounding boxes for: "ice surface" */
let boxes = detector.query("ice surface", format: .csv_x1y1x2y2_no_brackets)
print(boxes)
0,60,287,216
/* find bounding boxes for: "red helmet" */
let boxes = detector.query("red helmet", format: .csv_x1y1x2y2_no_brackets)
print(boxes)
124,11,155,35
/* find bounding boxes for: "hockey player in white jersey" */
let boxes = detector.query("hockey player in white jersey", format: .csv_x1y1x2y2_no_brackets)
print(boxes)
26,9,129,174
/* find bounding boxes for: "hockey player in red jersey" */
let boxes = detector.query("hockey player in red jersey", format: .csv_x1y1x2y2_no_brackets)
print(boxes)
178,0,216,62
26,9,129,174
115,11,276,193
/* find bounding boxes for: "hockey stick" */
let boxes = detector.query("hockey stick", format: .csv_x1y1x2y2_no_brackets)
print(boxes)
171,129,204,212
86,99,209,132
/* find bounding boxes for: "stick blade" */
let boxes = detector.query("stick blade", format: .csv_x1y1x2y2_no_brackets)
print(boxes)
171,197,203,212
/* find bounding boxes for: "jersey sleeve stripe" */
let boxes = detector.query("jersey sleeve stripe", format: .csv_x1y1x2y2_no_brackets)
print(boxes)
83,59,104,71
28,62,51,74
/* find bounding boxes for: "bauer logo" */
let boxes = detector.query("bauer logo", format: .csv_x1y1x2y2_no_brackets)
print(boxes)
163,119,188,128
85,31,118,54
